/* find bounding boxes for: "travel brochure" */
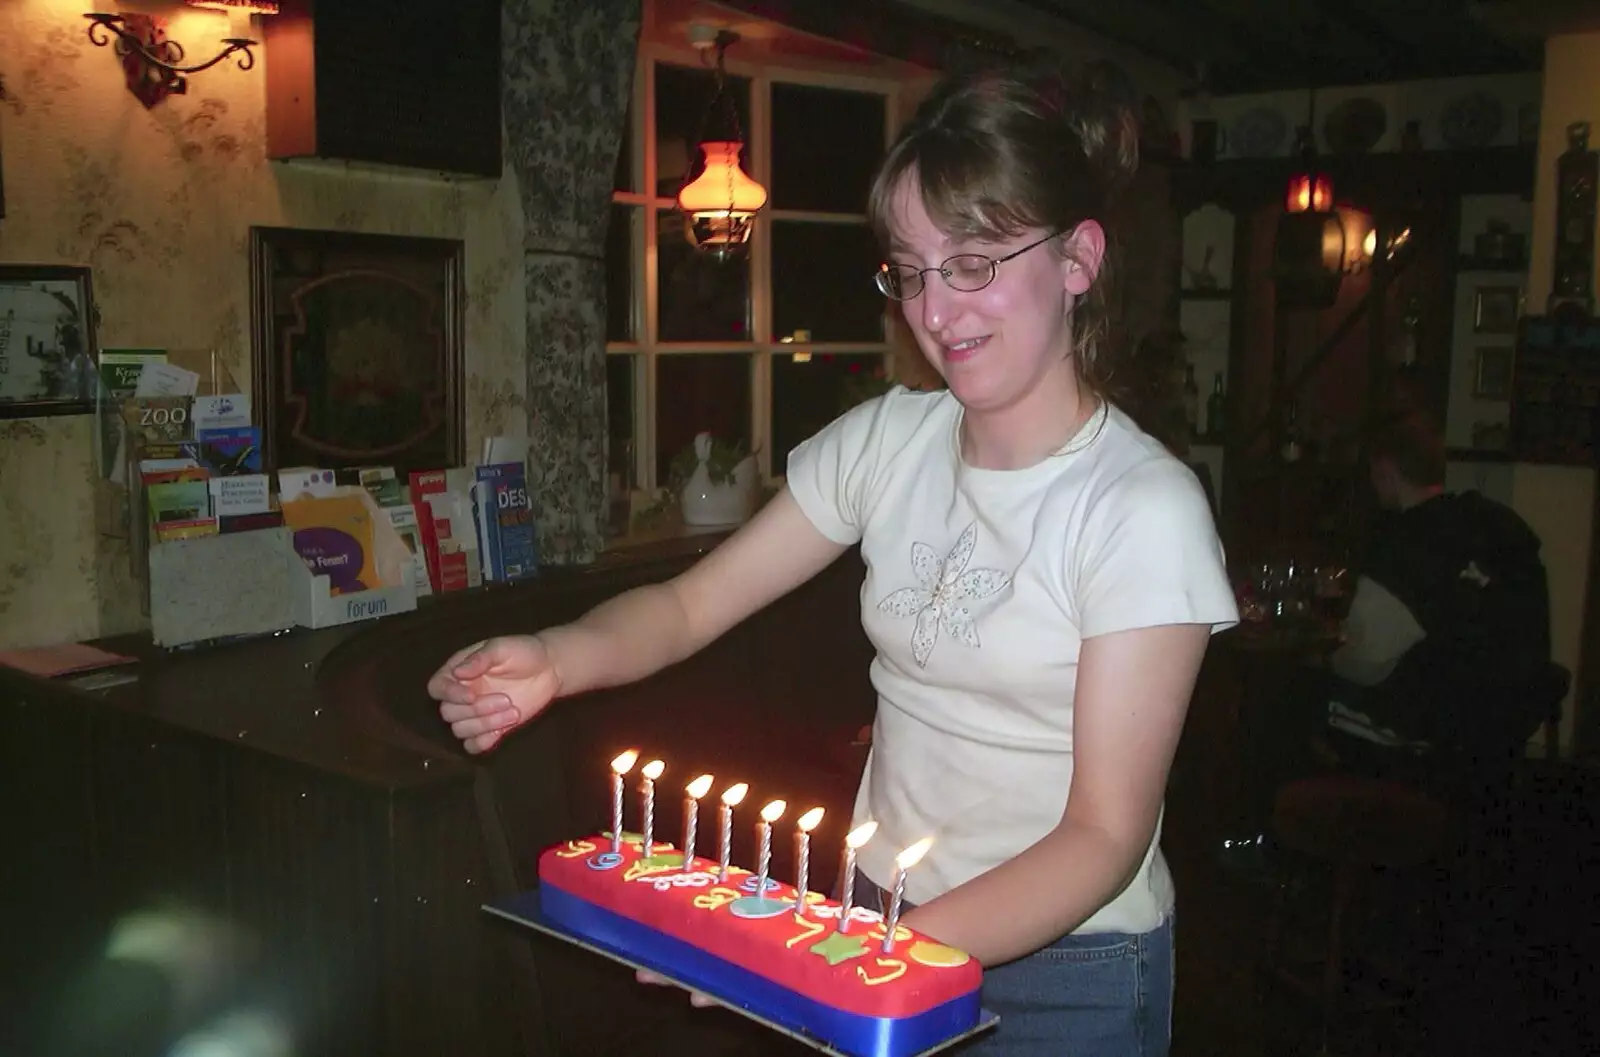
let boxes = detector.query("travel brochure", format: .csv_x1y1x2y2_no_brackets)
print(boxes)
98,351,541,640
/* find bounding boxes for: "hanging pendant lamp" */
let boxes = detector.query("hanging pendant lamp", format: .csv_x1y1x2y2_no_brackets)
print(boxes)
676,30,768,260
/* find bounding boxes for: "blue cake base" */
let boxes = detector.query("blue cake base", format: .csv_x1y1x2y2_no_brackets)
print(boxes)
484,886,998,1057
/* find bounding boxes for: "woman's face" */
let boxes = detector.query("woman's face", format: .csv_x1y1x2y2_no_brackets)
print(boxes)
883,174,1098,414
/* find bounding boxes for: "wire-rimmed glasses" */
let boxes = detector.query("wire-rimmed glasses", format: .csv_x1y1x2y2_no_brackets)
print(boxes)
873,231,1061,301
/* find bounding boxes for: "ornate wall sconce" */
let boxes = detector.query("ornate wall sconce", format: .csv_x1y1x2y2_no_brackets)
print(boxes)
85,1,278,108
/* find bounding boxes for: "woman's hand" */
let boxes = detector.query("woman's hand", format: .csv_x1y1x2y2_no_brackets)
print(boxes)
428,634,562,753
635,969,721,1008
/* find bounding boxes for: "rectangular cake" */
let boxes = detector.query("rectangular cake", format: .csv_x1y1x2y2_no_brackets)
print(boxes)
536,835,983,1057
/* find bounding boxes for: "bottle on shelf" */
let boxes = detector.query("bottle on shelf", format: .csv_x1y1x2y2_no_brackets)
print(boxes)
1280,400,1303,463
1182,362,1200,440
1205,372,1226,441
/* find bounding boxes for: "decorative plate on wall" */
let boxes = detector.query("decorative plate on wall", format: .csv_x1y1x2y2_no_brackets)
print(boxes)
1231,107,1290,158
1439,92,1504,149
1322,96,1388,154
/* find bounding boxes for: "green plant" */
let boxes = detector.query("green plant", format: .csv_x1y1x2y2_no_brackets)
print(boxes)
838,365,893,414
666,434,752,492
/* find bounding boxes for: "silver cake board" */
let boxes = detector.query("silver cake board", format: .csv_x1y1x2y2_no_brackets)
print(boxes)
484,889,999,1057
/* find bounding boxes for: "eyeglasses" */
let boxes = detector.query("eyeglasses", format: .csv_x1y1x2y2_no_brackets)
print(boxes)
873,232,1062,301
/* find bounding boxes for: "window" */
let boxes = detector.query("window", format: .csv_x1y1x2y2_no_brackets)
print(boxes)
606,46,902,492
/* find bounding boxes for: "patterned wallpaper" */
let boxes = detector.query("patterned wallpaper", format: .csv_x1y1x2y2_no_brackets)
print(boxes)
0,1,526,649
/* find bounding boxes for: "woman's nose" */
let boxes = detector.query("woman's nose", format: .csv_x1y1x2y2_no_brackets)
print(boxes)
920,276,953,332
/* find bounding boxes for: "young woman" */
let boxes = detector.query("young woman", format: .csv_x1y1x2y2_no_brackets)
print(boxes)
430,58,1237,1056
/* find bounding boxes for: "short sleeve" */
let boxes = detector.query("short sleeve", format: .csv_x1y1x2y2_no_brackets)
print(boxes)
785,392,894,545
1073,461,1239,639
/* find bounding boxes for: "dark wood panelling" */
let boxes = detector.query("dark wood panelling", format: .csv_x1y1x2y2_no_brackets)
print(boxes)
2,542,876,1057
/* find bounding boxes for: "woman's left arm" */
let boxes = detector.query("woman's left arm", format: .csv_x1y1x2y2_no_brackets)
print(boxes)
900,621,1211,966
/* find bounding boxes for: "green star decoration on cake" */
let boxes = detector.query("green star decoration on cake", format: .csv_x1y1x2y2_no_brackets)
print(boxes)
808,930,869,966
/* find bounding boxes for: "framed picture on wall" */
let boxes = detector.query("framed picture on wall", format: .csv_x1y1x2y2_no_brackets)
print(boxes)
1473,285,1522,334
249,227,465,476
1473,344,1514,400
0,265,99,419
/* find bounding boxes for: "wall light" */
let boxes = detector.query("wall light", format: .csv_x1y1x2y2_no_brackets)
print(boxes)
85,1,278,108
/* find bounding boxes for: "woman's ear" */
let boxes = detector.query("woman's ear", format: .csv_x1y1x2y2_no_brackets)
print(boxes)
1061,221,1106,296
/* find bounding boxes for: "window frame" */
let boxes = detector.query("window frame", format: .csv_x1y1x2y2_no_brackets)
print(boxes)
608,42,908,491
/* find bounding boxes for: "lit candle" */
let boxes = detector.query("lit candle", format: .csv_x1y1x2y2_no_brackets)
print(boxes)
639,759,665,857
682,774,714,870
836,821,878,934
792,807,825,916
882,837,933,954
717,782,749,883
754,799,787,897
609,749,640,856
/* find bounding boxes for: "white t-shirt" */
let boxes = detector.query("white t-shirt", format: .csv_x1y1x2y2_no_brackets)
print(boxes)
787,386,1239,935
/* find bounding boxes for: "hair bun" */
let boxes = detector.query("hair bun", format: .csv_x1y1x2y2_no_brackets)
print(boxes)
1071,60,1141,193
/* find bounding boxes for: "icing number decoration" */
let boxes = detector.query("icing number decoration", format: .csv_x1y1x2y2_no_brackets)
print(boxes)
644,870,717,892
556,840,596,858
624,859,679,883
856,958,908,987
784,913,827,949
692,887,743,912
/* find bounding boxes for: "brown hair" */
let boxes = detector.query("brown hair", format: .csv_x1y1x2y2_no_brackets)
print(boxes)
867,58,1140,398
1366,409,1447,487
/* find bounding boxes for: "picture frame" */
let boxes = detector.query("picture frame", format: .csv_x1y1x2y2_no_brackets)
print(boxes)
1473,285,1522,334
1473,344,1514,401
249,227,465,476
0,265,99,419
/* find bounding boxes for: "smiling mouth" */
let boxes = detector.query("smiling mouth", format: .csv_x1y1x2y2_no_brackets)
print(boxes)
943,336,988,363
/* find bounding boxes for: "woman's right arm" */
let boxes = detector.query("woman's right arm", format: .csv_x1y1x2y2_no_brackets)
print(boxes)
543,487,849,695
430,487,849,751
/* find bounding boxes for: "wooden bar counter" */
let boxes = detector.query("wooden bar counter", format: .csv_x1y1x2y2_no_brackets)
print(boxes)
1,536,878,1057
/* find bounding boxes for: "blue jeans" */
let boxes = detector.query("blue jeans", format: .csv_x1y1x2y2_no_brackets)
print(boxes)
850,871,1174,1057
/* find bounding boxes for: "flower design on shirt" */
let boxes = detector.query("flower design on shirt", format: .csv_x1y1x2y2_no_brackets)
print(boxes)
877,523,1012,667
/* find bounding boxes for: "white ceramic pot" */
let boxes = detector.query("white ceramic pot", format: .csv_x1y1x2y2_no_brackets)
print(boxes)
680,432,758,526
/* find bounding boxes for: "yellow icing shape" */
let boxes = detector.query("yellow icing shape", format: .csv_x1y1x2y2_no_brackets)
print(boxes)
856,958,907,987
555,839,596,858
692,887,743,911
908,941,971,968
868,922,914,944
785,913,827,949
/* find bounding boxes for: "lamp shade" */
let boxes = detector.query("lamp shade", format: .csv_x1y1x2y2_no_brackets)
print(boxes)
1285,169,1334,215
677,141,768,255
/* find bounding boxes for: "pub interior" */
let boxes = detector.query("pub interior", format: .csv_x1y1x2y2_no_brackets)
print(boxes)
2,1,1598,1055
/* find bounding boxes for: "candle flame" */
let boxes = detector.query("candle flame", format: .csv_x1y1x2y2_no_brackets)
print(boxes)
760,799,788,824
610,749,640,774
721,782,749,807
686,774,714,799
796,806,826,832
845,821,879,849
895,837,934,870
641,759,665,781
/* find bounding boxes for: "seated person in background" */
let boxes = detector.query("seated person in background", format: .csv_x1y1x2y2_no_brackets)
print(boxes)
1231,410,1552,859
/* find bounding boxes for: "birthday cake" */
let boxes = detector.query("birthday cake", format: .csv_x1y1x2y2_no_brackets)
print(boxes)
536,834,983,1057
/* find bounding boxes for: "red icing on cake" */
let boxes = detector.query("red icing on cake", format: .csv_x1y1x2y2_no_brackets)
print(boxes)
538,836,982,1019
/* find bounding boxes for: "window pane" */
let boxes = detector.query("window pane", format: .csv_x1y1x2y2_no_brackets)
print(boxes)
771,83,886,214
656,354,751,485
771,221,885,343
658,210,752,342
606,353,637,535
605,204,638,343
655,62,752,199
614,89,637,193
771,353,886,469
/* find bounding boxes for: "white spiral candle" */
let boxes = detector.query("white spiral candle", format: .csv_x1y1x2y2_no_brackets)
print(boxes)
836,821,877,934
639,759,665,857
608,750,639,856
682,774,713,870
882,838,932,954
792,807,825,916
717,782,748,883
755,799,787,898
